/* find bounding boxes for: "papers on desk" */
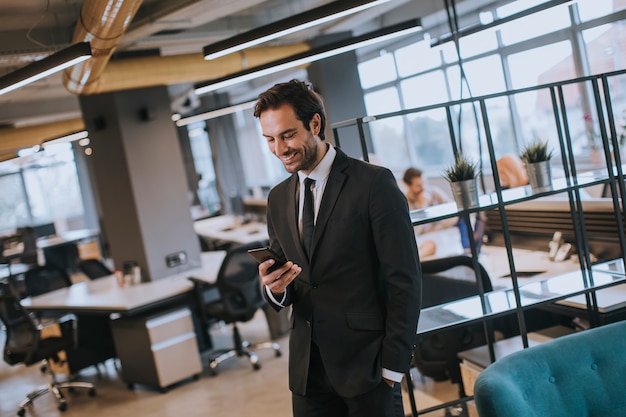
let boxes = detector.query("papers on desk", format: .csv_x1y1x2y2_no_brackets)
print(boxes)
194,215,268,245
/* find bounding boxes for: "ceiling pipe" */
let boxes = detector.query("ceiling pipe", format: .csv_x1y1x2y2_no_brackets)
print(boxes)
63,0,143,95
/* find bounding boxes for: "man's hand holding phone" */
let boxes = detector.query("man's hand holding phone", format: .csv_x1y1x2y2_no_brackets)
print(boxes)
248,247,302,295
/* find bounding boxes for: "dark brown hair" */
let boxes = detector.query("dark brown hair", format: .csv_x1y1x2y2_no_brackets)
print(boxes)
402,167,423,185
254,79,327,140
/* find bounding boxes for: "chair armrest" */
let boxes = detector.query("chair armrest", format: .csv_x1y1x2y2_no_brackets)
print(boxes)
35,312,79,347
33,312,76,330
188,277,221,323
188,276,217,289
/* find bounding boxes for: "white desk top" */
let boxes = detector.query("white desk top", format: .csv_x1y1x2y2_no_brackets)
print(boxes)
556,282,626,313
480,245,581,289
21,251,226,315
194,214,268,245
37,228,100,249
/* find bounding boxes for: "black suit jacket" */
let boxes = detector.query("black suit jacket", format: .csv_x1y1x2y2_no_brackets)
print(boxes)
266,148,421,398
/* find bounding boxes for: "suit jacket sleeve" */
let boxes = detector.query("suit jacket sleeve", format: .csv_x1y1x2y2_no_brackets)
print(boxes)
370,168,422,373
263,191,294,311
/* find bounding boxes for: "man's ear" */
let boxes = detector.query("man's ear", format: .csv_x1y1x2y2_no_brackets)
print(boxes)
310,113,321,135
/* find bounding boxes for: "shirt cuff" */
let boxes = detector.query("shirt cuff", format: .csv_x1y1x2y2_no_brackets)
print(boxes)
265,286,286,308
382,368,404,383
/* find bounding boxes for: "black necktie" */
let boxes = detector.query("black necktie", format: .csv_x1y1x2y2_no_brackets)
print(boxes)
302,178,315,258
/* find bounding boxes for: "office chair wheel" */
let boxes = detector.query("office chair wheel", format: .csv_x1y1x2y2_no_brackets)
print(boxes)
275,350,282,357
17,409,26,417
253,363,261,371
88,388,96,397
58,402,68,412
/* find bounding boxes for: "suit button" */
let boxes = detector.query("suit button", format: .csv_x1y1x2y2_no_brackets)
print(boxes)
311,282,318,289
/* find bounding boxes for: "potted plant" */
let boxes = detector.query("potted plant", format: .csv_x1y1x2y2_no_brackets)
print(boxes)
443,154,480,209
520,140,553,192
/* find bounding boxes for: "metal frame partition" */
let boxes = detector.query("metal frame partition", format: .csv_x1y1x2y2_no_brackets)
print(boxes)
331,68,626,416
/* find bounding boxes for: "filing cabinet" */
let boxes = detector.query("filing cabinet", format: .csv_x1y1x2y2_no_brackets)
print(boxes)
111,307,202,391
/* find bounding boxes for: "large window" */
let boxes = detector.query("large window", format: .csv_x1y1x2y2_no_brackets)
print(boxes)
187,121,221,214
357,0,626,176
236,108,289,190
0,143,84,234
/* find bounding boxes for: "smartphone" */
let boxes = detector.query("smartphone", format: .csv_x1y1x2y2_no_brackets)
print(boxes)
247,247,286,272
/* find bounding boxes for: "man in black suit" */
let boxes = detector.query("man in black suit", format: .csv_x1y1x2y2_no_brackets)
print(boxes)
254,79,421,417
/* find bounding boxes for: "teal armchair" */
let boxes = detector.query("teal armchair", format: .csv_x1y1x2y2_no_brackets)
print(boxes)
474,320,626,417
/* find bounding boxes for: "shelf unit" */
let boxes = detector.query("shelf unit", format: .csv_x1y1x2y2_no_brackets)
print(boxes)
331,68,626,416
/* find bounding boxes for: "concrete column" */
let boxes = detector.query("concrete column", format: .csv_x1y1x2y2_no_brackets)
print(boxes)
79,86,201,281
307,33,373,160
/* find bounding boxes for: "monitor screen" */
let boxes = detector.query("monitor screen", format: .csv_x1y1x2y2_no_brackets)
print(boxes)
32,223,56,238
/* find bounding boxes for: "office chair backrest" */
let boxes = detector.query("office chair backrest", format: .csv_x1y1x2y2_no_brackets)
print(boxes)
414,254,495,384
24,265,72,298
216,241,266,321
0,283,39,366
15,227,39,266
421,255,493,308
77,258,112,280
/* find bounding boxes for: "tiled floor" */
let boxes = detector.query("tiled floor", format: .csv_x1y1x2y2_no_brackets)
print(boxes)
0,310,459,417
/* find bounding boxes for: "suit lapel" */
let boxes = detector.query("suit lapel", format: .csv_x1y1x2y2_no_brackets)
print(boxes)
311,150,349,258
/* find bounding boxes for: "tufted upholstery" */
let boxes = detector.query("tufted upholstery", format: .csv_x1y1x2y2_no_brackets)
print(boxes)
474,320,626,417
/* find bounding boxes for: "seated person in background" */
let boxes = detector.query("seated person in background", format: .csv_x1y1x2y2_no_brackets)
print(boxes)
496,154,529,189
402,167,458,234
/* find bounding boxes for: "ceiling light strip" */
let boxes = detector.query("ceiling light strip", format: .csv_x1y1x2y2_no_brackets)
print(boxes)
195,18,422,95
203,0,392,60
43,130,89,146
175,100,257,127
0,42,92,96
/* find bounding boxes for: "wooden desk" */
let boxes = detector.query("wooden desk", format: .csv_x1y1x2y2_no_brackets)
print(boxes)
194,214,268,245
457,325,575,398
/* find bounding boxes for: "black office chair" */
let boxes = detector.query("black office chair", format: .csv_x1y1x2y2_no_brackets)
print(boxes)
413,255,497,393
189,240,281,374
0,283,96,415
23,265,72,298
15,227,39,267
77,258,112,280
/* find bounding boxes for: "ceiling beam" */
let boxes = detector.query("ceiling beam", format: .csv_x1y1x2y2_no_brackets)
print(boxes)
86,43,310,94
0,118,85,155
0,43,310,155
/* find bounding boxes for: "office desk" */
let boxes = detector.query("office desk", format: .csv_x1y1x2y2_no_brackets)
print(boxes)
194,214,268,245
37,229,100,250
534,259,626,324
20,251,227,390
21,250,226,316
480,245,581,289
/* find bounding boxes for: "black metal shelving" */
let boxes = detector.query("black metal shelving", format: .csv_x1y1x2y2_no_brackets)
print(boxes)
331,69,626,417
